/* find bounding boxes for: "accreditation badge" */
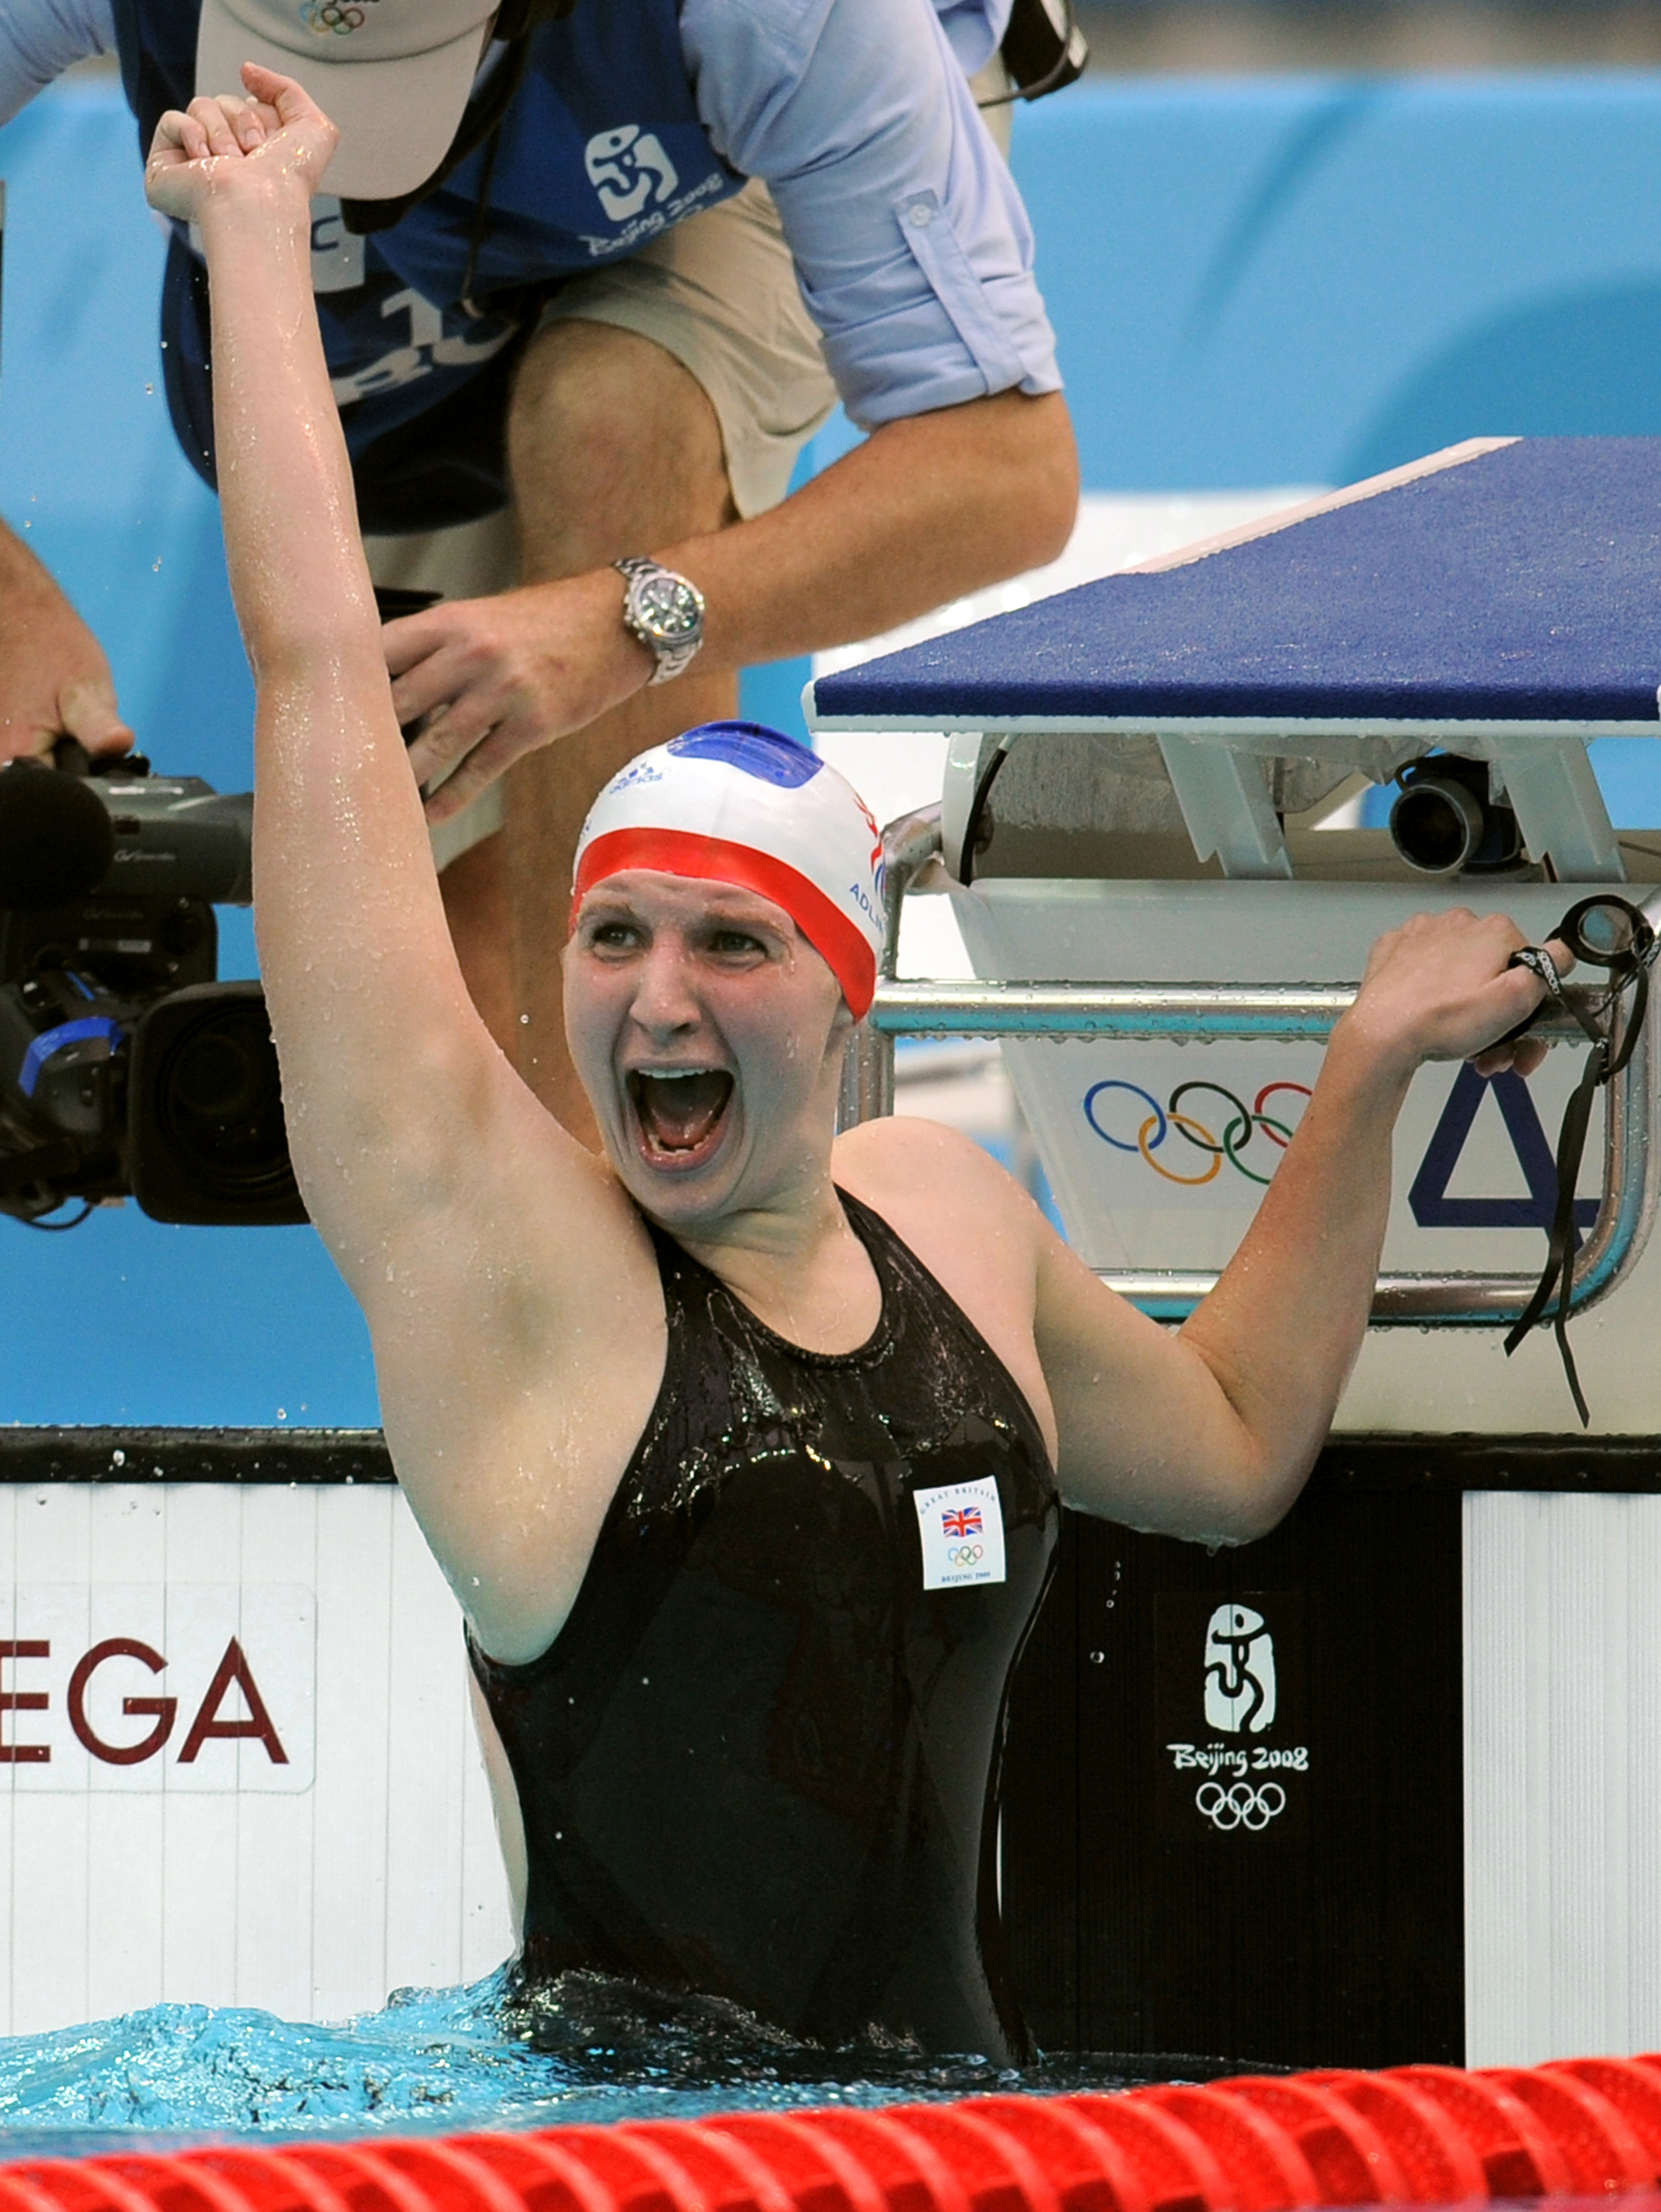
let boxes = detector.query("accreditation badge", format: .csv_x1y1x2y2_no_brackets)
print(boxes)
914,1477,1006,1592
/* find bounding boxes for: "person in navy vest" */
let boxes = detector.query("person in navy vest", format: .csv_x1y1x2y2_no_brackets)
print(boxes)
0,0,1076,1138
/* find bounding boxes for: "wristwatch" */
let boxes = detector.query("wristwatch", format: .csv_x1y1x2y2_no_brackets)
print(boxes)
613,557,707,685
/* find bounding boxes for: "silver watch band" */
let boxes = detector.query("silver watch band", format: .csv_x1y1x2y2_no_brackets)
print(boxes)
613,557,706,686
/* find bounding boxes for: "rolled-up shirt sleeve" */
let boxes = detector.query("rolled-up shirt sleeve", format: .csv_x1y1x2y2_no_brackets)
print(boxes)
934,0,1013,78
0,0,114,125
683,0,1061,428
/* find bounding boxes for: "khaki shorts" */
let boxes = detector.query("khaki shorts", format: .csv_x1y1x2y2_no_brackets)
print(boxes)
365,176,839,870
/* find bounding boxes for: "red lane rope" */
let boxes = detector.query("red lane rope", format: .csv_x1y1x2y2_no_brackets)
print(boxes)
1385,2065,1573,2199
1131,2089,1318,2211
1215,2079,1406,2207
1551,2057,1661,2174
1296,2072,1488,2203
14,2058,1661,2212
1063,2092,1228,2212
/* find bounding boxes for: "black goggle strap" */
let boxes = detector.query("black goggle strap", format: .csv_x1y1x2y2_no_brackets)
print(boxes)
1502,895,1657,1424
1503,1047,1603,1423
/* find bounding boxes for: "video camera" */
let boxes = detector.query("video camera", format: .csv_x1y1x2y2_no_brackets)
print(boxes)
0,741,302,1229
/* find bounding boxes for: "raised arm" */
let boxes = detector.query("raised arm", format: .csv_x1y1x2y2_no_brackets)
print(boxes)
143,75,659,1654
144,73,477,1241
1032,908,1565,1543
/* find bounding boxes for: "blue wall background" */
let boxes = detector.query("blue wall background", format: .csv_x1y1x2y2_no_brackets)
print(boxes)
7,70,1661,1420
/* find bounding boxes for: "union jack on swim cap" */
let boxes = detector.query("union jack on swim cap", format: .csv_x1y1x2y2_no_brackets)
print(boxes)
572,723,886,1019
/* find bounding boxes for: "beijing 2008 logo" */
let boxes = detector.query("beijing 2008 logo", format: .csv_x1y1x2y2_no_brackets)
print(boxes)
1084,1077,1312,1187
1165,1599,1308,1834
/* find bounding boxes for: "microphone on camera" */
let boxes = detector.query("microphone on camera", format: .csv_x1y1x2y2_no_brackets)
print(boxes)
0,759,116,911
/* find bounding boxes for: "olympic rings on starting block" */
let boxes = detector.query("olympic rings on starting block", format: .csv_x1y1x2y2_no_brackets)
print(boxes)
1083,1078,1312,1188
1139,1110,1221,1185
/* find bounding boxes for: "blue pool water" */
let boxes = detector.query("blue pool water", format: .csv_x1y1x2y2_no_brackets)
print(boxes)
0,1973,1193,2145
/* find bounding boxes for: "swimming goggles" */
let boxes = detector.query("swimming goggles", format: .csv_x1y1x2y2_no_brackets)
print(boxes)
1502,894,1658,1424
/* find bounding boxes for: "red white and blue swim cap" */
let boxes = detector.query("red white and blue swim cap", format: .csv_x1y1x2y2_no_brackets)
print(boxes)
572,723,885,1019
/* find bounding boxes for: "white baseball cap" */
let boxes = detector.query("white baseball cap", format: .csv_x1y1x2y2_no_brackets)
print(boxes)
572,724,887,1018
196,0,498,201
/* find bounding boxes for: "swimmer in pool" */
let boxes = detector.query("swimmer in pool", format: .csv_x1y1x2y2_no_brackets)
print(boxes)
146,72,1570,2063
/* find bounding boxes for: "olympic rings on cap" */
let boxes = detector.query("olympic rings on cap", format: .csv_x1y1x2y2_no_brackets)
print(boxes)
301,0,380,32
1083,1078,1312,1189
1195,1780,1287,1832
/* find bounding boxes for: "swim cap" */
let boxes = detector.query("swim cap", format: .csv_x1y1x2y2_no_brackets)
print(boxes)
572,723,885,1018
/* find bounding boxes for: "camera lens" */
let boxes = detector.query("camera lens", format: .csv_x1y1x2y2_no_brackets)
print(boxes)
150,1000,294,1206
129,982,304,1224
1389,778,1484,875
174,1029,258,1118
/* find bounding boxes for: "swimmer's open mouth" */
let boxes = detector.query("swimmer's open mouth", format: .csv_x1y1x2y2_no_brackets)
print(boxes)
628,1069,735,1163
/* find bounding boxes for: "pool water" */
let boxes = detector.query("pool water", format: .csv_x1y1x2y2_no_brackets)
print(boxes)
0,1971,1215,2143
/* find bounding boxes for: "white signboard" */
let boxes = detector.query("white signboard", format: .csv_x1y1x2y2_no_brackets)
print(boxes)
0,1484,511,2033
0,1585,312,1791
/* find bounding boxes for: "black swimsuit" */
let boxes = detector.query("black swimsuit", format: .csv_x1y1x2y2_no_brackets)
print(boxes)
468,1190,1058,2062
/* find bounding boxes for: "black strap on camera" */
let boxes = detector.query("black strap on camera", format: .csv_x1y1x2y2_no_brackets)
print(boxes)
1502,894,1658,1424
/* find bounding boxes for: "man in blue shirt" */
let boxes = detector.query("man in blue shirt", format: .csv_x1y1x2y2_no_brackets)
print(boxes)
0,0,1076,1131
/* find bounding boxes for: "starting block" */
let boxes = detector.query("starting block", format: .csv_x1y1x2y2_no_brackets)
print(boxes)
807,437,1661,1342
811,435,1661,2071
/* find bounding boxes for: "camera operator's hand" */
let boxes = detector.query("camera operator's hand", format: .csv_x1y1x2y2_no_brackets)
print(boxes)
385,576,655,825
0,521,134,765
145,64,337,223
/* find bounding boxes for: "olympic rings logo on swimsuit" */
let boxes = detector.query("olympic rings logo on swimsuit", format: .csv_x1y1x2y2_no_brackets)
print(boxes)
1083,1079,1313,1188
1195,1780,1287,1832
945,1543,986,1566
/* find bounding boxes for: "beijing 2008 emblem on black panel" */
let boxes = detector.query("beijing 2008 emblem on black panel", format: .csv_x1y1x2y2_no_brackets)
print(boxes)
1155,1591,1309,1842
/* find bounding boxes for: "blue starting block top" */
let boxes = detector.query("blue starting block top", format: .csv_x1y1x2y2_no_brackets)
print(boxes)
807,439,1661,737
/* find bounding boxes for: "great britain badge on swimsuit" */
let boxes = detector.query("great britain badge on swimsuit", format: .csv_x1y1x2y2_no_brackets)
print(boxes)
914,1478,1006,1592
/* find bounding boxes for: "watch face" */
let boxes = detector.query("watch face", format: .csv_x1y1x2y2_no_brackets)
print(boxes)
636,574,703,642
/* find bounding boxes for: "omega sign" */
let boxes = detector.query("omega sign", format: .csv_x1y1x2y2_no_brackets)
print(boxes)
0,1587,314,1792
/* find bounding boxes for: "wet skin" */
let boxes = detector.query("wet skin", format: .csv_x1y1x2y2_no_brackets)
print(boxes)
563,869,885,1355
145,70,1569,1660
146,70,1579,2007
463,867,895,1906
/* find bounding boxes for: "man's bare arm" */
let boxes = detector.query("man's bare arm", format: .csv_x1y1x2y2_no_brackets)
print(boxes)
389,387,1080,823
0,518,134,760
677,389,1079,661
1034,910,1563,1543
